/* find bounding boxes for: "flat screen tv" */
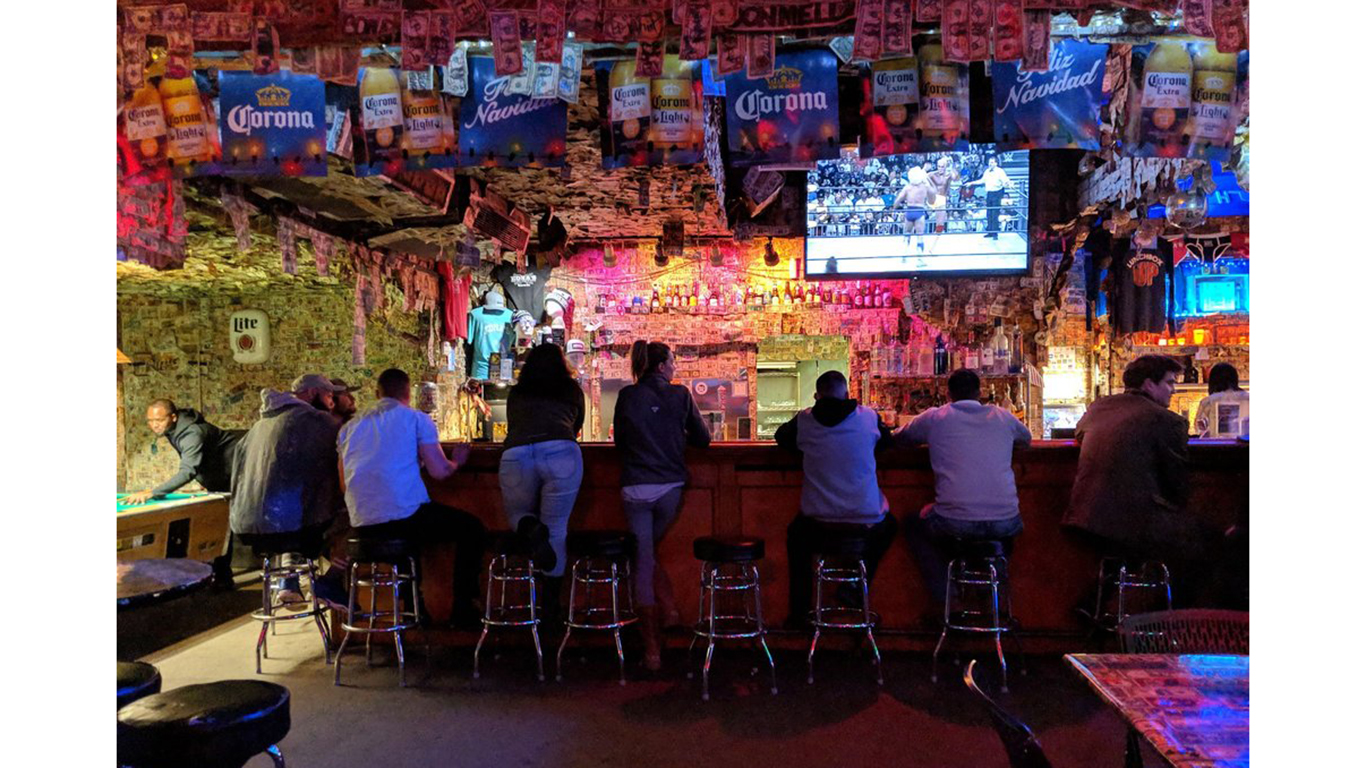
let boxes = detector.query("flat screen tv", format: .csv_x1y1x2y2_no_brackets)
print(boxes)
805,146,1031,278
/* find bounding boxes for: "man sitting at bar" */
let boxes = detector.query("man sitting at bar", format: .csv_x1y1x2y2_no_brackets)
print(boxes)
125,399,241,506
895,369,1032,617
1063,355,1206,595
775,371,898,628
337,368,486,627
230,374,345,604
329,377,360,425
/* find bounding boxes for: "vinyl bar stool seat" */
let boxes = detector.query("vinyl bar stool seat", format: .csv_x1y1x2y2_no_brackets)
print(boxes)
474,531,546,681
117,680,290,768
117,661,162,710
334,537,422,687
557,530,638,685
245,530,332,673
807,523,883,686
932,538,1019,692
689,536,777,701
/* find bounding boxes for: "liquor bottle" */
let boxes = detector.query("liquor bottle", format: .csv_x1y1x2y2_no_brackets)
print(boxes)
990,318,1011,375
1183,356,1200,384
854,282,865,308
651,286,661,313
965,333,979,370
934,335,948,376
1008,324,1023,374
822,285,833,304
783,283,792,304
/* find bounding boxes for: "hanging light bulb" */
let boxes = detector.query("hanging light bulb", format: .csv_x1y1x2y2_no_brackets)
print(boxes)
763,237,780,267
1164,185,1208,231
655,239,668,267
602,241,616,268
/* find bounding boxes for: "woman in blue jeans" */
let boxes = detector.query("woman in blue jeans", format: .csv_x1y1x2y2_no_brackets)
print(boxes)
613,341,712,670
499,343,586,626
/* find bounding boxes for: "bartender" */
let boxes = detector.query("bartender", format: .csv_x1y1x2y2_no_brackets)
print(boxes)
124,399,240,505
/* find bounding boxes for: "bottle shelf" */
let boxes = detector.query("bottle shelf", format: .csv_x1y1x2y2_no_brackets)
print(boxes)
869,373,1026,381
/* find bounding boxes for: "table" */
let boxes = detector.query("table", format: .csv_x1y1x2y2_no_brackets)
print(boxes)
1065,654,1249,768
117,492,230,563
117,558,214,610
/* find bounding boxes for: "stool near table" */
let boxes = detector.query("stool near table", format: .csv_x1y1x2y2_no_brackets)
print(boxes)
556,530,638,685
474,531,546,682
1090,557,1172,633
806,523,883,687
931,539,1018,692
244,530,332,673
117,680,291,768
333,537,422,688
117,661,161,710
688,536,777,701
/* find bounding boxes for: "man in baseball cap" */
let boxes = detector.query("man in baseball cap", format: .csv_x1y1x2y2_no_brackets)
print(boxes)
329,378,361,424
289,373,346,412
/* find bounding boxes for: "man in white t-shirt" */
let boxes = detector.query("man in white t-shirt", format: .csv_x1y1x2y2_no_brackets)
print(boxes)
337,368,485,626
1195,363,1250,438
895,368,1032,614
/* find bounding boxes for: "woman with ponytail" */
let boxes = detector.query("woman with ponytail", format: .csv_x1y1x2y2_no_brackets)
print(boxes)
613,340,712,670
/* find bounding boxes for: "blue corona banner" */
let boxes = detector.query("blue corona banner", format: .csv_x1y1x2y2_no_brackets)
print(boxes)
724,49,840,167
991,39,1108,151
218,71,327,177
460,56,568,168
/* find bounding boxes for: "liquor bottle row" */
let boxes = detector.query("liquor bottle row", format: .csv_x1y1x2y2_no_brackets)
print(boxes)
869,319,1027,378
593,280,901,314
866,379,1030,426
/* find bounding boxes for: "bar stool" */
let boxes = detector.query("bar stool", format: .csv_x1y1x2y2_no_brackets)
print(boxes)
807,523,883,686
556,530,638,685
244,530,332,673
1091,556,1173,632
688,536,777,701
931,539,1016,692
117,680,291,767
117,661,161,710
333,537,422,688
474,531,545,681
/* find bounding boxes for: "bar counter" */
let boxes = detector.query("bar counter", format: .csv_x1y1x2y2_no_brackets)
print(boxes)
413,440,1248,649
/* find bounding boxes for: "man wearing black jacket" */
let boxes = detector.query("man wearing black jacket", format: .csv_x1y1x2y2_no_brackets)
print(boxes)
775,371,898,627
125,400,241,505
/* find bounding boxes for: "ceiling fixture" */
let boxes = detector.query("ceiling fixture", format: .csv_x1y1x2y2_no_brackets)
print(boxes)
764,237,780,267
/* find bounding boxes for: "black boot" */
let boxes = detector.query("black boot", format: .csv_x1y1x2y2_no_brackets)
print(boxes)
517,517,557,573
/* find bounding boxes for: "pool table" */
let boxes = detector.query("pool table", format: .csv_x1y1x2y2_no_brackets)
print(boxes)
116,492,231,563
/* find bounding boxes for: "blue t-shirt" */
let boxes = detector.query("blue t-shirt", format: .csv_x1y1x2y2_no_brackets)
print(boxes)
466,306,512,379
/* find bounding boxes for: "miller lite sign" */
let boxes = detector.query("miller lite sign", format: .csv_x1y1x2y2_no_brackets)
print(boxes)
218,71,328,177
229,310,271,364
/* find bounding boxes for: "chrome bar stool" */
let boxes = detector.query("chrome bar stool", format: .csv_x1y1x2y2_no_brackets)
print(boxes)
556,530,638,685
243,530,332,673
474,531,545,681
1091,557,1173,632
931,539,1016,692
333,537,422,688
687,536,777,701
807,524,883,686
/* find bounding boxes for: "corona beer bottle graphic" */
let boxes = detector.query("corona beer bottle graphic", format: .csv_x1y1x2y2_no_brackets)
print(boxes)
1188,46,1237,156
918,44,963,144
1137,41,1192,154
359,67,403,149
401,84,446,154
125,83,167,164
649,55,694,149
608,60,651,161
159,76,212,165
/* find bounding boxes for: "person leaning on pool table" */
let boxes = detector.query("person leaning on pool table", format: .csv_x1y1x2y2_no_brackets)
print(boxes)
124,400,242,506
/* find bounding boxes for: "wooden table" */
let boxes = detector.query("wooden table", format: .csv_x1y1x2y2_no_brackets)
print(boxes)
117,558,214,610
1065,653,1249,768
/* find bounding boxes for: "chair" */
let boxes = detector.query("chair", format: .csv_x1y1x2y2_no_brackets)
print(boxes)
688,536,777,701
117,680,291,768
932,539,1017,691
333,537,422,687
555,530,638,685
1118,609,1250,654
242,530,332,673
963,660,1054,768
117,661,162,710
806,522,883,686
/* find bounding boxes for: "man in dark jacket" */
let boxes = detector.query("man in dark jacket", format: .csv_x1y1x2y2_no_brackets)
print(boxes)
775,371,898,626
1063,354,1203,566
125,400,240,505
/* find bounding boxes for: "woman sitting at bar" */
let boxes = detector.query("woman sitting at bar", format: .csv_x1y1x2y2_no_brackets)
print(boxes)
613,341,712,671
499,343,586,627
1195,363,1250,439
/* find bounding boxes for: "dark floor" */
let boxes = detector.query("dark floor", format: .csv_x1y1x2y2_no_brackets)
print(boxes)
130,583,1145,768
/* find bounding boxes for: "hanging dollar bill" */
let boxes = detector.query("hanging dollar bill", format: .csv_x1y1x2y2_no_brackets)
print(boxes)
536,0,566,63
1181,0,1215,37
944,0,972,62
680,2,712,62
712,0,738,27
747,33,775,79
443,43,469,97
1021,10,1051,72
853,0,884,62
489,11,523,77
967,0,992,62
639,10,665,41
402,10,430,71
405,67,435,92
507,43,536,95
883,1,913,55
717,33,745,75
829,35,855,64
994,0,1025,62
558,42,584,103
917,0,943,22
533,60,560,98
1211,0,1246,52
636,40,665,78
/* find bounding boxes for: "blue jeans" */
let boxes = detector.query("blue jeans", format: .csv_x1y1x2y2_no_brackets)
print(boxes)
623,487,685,606
907,510,1023,610
499,440,583,577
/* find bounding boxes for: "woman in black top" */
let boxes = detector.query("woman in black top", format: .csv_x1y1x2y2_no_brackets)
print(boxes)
613,341,711,669
499,344,585,624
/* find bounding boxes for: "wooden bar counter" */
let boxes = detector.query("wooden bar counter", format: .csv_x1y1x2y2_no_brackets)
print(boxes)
411,440,1248,650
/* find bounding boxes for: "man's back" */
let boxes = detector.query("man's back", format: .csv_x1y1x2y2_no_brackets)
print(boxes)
1063,392,1191,549
230,391,340,535
898,400,1031,521
781,400,885,525
337,398,437,527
